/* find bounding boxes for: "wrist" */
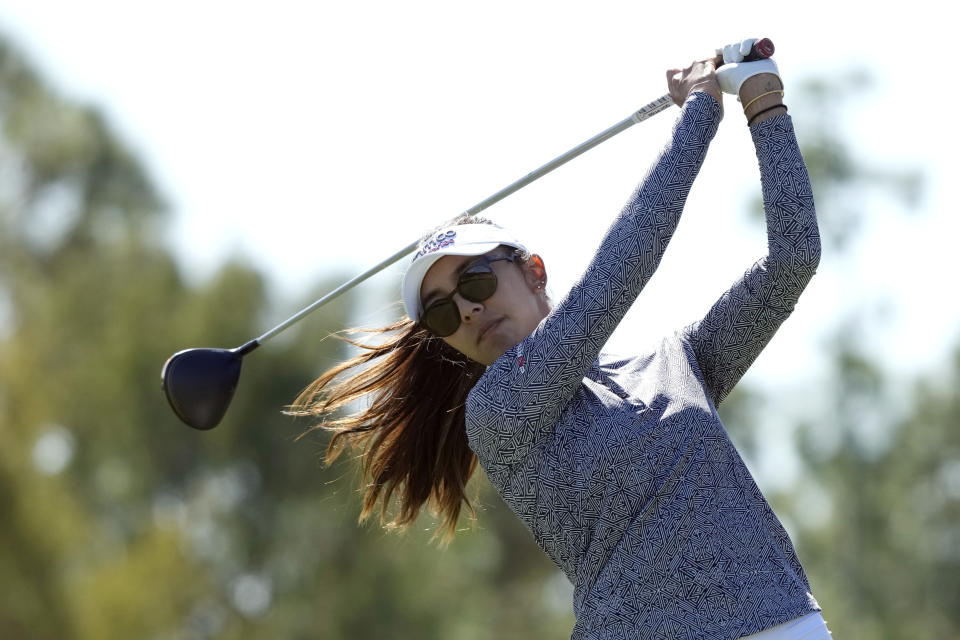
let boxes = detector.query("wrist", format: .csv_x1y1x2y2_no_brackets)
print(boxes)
739,73,785,123
689,84,722,105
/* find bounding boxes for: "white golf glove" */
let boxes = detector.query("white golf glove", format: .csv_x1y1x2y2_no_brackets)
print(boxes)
716,38,781,99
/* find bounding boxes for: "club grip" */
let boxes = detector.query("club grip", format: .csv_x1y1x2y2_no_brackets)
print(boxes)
744,38,775,61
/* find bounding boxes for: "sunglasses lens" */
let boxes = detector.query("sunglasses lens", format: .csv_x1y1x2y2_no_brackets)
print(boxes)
419,256,507,336
458,271,497,302
422,300,461,337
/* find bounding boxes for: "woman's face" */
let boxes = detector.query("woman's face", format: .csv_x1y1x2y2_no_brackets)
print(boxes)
419,250,549,366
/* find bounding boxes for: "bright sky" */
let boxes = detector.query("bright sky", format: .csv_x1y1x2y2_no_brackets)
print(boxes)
1,1,955,404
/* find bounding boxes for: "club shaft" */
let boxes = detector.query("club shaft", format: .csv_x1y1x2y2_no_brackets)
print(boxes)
461,94,675,216
254,93,676,346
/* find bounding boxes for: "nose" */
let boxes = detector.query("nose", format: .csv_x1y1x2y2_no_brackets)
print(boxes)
454,293,483,323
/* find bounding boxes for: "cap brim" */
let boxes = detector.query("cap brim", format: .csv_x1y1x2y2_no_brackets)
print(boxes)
402,241,506,322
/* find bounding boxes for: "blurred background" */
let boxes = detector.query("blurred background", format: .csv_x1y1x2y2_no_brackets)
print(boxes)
0,2,957,638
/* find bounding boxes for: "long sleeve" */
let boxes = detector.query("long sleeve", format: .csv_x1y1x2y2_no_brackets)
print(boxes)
467,92,723,472
681,113,821,407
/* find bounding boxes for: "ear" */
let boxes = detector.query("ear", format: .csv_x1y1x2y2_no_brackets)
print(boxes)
522,254,547,290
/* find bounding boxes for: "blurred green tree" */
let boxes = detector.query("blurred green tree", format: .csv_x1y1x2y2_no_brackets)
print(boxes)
748,320,960,640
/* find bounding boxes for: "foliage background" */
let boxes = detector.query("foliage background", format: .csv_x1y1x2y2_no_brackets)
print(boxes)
1,22,957,640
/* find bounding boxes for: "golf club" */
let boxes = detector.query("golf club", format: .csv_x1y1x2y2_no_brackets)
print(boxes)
162,38,775,430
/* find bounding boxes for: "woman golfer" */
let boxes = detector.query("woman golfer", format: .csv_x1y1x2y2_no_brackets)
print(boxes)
292,39,830,639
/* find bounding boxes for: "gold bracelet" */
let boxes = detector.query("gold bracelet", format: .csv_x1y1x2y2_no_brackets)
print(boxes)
742,89,784,113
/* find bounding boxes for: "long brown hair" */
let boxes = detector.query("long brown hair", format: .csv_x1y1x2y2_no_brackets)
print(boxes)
287,217,499,544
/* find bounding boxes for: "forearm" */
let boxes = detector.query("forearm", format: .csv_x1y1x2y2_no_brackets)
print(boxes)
753,113,821,298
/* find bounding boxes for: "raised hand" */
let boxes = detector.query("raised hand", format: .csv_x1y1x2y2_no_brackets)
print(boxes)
666,58,722,107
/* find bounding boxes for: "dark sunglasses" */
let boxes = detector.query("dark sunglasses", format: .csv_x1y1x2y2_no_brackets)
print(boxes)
420,253,518,337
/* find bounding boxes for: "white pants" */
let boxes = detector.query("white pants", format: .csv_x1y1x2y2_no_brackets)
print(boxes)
739,611,832,640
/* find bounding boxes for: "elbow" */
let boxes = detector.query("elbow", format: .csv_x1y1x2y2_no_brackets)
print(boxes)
790,230,821,287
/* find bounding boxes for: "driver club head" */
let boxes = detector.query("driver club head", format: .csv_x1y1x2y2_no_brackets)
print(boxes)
162,348,244,430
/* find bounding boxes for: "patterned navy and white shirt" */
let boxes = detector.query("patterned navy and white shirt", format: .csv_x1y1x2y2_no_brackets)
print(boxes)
465,92,822,639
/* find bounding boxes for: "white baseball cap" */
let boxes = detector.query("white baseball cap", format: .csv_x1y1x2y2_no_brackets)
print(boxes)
402,223,528,322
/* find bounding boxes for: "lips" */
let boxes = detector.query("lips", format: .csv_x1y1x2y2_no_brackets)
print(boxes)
477,317,503,343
